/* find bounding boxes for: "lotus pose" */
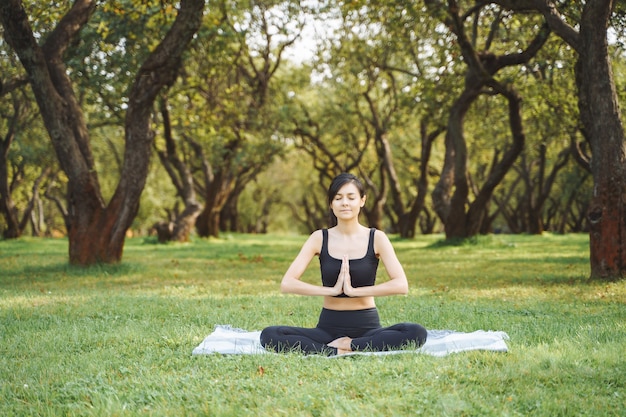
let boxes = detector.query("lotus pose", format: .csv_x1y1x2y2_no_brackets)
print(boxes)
260,173,427,355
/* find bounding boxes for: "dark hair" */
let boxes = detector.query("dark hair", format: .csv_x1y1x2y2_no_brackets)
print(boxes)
327,173,366,227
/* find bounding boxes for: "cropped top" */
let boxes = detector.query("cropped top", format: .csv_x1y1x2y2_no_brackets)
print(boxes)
319,228,380,297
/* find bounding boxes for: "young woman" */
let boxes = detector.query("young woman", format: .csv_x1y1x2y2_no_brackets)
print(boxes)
260,173,427,355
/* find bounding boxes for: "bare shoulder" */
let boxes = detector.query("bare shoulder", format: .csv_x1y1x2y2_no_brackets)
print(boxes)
309,229,324,242
301,229,324,255
373,229,394,254
373,228,391,242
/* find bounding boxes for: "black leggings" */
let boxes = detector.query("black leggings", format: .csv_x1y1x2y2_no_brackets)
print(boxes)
260,308,427,355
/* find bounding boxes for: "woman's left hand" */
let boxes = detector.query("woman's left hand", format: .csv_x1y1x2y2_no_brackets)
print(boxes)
341,255,356,297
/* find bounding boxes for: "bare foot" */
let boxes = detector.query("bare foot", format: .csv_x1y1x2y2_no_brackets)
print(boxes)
328,337,353,355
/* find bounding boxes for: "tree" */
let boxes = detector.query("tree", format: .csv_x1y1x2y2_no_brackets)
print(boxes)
286,2,451,234
152,95,202,242
151,1,301,239
289,95,373,227
492,0,626,279
0,0,206,264
425,1,551,238
0,54,57,239
482,37,582,235
0,79,28,238
344,3,449,237
195,1,300,237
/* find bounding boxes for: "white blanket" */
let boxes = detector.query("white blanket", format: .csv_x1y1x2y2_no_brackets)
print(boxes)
192,325,509,357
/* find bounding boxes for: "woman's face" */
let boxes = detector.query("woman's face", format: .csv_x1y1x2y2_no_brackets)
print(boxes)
330,182,366,221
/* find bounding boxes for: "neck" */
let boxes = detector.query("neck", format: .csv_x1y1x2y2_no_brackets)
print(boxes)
334,220,364,235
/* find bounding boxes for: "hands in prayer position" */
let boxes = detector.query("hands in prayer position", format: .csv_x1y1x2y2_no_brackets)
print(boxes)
328,255,355,353
331,254,356,297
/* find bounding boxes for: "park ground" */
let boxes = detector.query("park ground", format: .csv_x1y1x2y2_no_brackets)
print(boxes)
0,233,624,416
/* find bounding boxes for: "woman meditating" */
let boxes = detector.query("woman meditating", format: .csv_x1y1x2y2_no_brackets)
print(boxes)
260,173,427,355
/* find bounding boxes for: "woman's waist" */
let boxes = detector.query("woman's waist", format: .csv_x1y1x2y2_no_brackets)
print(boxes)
323,296,375,311
317,305,381,330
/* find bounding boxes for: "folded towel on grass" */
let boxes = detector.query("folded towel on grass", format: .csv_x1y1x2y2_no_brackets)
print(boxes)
192,325,509,357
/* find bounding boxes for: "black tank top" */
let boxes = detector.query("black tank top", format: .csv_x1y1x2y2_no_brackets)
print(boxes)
319,228,379,297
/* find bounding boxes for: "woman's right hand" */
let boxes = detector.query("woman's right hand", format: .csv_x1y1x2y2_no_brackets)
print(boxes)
329,255,348,296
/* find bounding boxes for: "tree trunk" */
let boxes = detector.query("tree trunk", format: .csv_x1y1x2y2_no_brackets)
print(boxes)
360,168,386,231
428,2,549,239
494,0,625,280
441,88,475,238
154,96,203,242
0,90,22,238
196,170,234,238
170,202,201,241
220,197,238,232
402,123,442,238
0,153,20,239
466,83,526,235
0,97,48,239
577,1,626,279
0,0,205,263
196,206,221,238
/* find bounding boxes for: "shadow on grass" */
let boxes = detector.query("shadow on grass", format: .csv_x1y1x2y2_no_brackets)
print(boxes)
424,234,536,249
426,236,484,248
1,262,137,282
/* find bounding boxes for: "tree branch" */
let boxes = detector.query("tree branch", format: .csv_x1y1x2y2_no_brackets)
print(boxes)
492,0,580,50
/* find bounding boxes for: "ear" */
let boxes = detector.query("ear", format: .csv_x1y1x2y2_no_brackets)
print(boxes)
360,195,367,207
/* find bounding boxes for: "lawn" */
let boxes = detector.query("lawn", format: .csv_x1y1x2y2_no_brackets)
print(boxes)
0,233,624,416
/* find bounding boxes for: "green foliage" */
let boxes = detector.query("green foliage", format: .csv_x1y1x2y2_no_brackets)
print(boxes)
1,0,624,239
1,234,624,415
0,37,60,236
69,0,179,124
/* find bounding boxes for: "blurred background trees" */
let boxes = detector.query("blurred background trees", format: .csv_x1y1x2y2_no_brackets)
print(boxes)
1,1,624,277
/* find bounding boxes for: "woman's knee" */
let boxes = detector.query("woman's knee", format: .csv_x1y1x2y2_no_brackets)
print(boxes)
395,322,427,346
407,323,428,346
260,326,280,348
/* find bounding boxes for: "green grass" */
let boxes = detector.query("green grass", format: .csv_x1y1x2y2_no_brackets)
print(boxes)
0,233,624,416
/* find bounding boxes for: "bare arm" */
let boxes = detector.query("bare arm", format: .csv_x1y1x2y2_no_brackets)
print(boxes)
280,230,344,296
342,230,409,297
